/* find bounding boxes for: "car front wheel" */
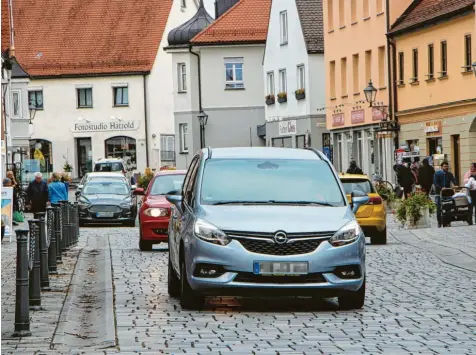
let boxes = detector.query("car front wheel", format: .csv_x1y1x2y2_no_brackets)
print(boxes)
370,228,387,245
338,278,365,310
168,254,180,298
139,226,153,251
180,259,204,310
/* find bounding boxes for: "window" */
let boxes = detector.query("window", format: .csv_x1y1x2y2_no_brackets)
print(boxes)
339,0,345,27
428,44,434,79
440,41,447,76
464,34,472,71
179,123,188,153
83,181,129,195
341,178,375,195
398,52,404,83
330,61,336,98
297,65,305,90
12,90,21,117
327,0,334,31
280,11,288,44
181,0,186,8
266,71,275,95
340,57,347,96
224,57,244,89
363,0,369,18
160,135,175,161
412,48,418,82
378,46,385,87
28,90,43,110
376,0,383,14
104,136,137,170
150,174,185,196
278,69,287,93
113,87,128,106
77,88,93,108
365,50,371,84
177,63,187,92
352,54,359,93
351,0,357,23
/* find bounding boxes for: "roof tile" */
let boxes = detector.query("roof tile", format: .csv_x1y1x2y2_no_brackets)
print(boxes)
295,0,324,53
1,0,11,53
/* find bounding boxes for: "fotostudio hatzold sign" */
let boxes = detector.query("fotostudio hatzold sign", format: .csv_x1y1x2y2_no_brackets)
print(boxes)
72,121,140,133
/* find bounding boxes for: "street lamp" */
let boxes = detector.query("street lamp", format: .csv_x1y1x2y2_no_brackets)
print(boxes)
363,80,378,107
29,103,37,124
472,61,476,77
197,111,208,148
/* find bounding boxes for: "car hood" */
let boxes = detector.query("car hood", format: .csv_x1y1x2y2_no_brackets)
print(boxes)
82,194,130,204
145,195,170,207
198,205,354,234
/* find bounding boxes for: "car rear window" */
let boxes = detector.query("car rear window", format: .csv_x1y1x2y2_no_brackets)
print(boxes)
200,159,345,206
341,179,374,195
94,162,124,172
150,174,185,195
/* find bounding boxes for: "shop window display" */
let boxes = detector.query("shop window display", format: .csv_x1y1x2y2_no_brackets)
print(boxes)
104,136,137,170
29,139,53,174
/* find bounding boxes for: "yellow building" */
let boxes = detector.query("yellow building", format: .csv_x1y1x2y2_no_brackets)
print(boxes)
388,0,476,183
323,0,412,179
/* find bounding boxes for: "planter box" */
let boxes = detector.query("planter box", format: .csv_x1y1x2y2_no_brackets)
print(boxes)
265,97,275,105
277,95,287,103
295,92,305,100
405,207,431,229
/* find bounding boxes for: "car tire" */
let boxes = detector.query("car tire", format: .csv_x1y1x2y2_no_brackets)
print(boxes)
468,215,473,226
370,228,387,245
79,220,85,227
180,259,204,310
124,219,136,227
168,254,180,298
139,227,153,251
338,278,365,310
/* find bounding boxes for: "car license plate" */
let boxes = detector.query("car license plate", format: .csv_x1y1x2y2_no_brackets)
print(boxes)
253,261,308,275
96,212,114,218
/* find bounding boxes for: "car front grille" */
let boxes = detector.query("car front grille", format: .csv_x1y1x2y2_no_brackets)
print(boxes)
90,205,121,213
236,239,325,256
234,272,326,284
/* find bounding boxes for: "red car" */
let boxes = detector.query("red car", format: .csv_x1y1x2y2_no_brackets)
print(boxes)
135,170,186,251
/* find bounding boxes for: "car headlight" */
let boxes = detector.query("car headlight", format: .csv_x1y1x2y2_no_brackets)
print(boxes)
329,220,362,247
144,208,168,217
120,200,133,208
194,218,230,246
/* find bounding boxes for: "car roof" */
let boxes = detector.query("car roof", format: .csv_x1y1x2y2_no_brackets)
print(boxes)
86,172,125,177
154,169,187,177
207,147,322,160
339,173,370,180
95,158,124,163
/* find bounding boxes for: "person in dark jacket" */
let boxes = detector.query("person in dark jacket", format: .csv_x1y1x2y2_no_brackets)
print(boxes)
394,163,415,198
433,161,457,227
346,160,364,175
27,172,49,213
418,159,435,195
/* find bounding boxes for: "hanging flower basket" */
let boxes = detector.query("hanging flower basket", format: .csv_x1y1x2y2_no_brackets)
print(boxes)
277,92,287,103
295,88,306,100
265,94,275,105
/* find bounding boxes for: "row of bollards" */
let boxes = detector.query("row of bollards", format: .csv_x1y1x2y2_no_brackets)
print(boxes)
13,201,80,337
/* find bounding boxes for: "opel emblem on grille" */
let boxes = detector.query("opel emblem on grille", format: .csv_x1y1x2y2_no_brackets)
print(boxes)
274,231,288,244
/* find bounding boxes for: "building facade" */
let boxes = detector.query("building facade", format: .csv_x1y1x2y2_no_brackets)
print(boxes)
388,0,476,183
262,0,329,153
323,0,411,178
166,0,271,169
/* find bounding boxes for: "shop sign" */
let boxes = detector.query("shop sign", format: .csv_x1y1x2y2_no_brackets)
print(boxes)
278,120,297,136
372,107,386,121
332,113,344,127
351,109,365,124
424,120,442,136
72,120,140,133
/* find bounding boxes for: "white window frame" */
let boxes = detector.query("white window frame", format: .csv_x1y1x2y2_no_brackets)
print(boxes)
28,89,44,110
224,57,244,89
279,69,287,93
177,63,187,92
113,86,129,106
179,123,188,153
266,71,275,95
11,89,22,118
77,87,93,108
160,135,175,161
280,11,288,45
297,65,305,90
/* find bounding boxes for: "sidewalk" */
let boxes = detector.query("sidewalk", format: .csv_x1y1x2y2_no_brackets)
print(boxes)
1,214,86,354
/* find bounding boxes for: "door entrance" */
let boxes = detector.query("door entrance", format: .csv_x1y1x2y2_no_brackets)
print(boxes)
76,138,92,177
451,134,460,184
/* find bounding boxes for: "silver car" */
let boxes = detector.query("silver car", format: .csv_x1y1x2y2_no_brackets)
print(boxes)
166,147,369,310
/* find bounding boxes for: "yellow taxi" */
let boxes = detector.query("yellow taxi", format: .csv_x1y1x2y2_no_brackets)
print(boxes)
339,173,387,245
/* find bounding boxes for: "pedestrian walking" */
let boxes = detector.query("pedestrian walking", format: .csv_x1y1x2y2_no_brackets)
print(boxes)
394,164,415,198
418,159,435,196
463,162,476,224
346,160,364,175
48,172,68,204
27,172,49,213
410,157,421,185
433,161,457,228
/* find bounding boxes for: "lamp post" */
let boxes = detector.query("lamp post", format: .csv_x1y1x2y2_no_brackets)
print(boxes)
29,103,37,124
197,111,208,149
363,80,378,107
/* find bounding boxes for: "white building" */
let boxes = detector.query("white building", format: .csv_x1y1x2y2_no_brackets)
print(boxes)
261,0,329,154
11,0,206,179
165,0,272,169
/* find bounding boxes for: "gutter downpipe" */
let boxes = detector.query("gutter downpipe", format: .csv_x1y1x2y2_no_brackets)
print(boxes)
189,45,204,148
143,74,150,167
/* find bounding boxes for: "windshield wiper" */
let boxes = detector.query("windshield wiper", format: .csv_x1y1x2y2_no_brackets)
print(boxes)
210,200,336,207
211,200,270,205
267,200,336,207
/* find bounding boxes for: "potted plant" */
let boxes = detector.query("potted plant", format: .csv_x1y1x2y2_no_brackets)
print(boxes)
265,94,275,105
396,192,436,229
376,185,398,211
277,92,287,103
63,161,73,173
295,88,306,100
138,167,154,190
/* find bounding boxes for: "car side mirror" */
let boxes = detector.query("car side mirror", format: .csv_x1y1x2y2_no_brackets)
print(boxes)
351,190,370,214
75,190,81,197
133,187,144,196
167,189,181,196
166,194,183,212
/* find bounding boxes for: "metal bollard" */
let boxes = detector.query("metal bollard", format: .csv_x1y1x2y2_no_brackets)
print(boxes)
12,229,32,337
46,207,58,274
75,202,80,242
67,203,73,248
34,212,50,290
71,203,77,245
52,203,63,264
28,220,41,310
60,201,69,251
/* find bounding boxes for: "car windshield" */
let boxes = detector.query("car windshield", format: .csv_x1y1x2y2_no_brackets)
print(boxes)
150,174,185,195
94,162,123,172
341,179,374,195
200,159,345,206
83,181,129,195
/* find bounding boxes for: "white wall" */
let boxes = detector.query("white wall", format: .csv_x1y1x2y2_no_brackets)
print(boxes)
308,54,326,114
